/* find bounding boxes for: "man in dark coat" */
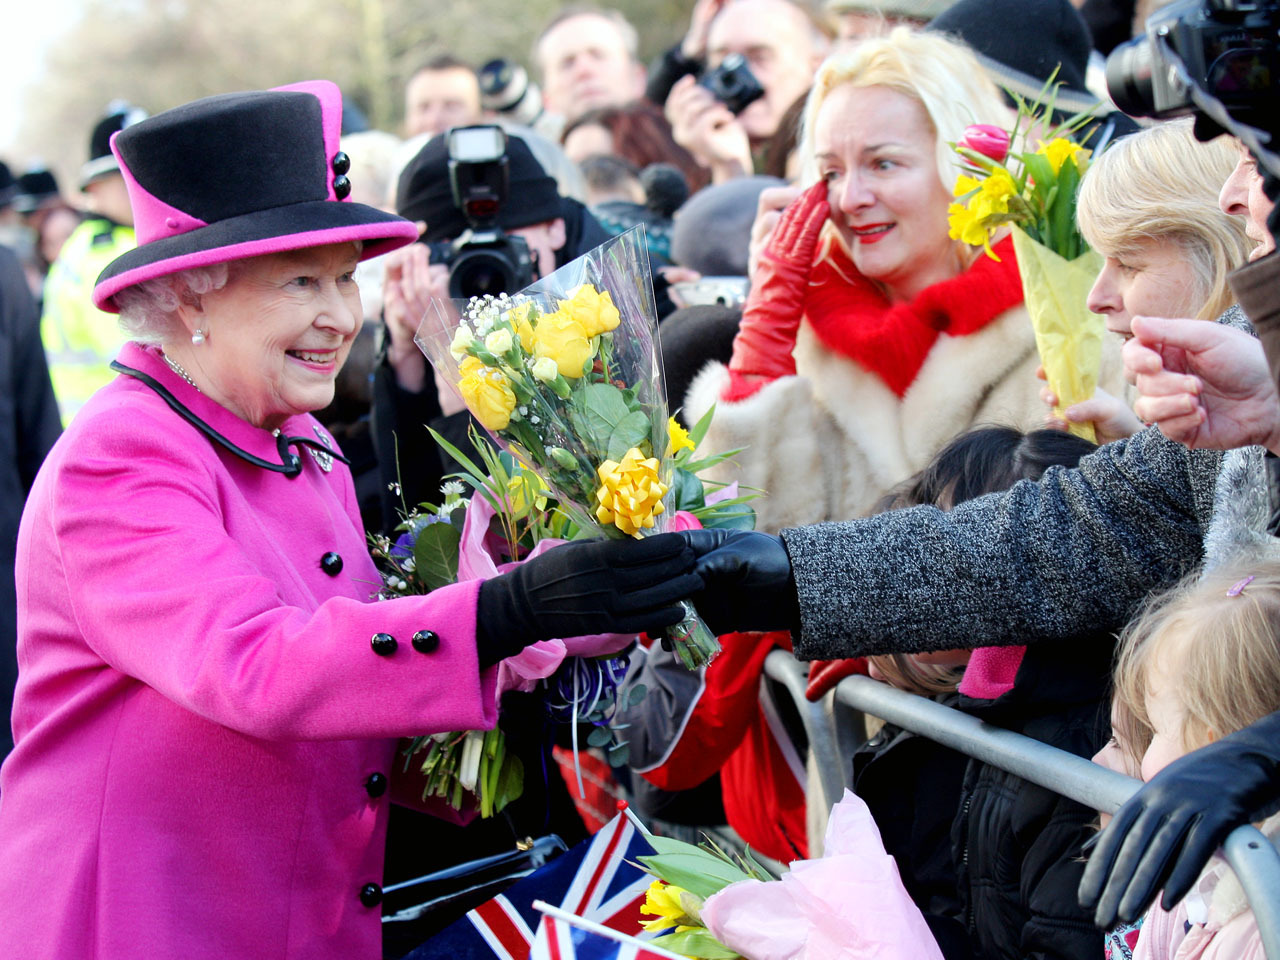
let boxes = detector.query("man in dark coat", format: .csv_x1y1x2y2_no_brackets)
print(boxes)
0,245,62,758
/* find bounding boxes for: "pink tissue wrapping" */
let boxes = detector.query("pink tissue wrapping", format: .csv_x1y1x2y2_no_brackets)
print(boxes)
957,644,1026,700
456,495,634,695
701,790,944,960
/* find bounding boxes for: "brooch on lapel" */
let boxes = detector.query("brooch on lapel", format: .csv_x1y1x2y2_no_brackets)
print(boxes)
309,426,335,473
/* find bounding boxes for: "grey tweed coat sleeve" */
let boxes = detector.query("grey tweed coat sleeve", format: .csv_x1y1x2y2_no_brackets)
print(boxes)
779,426,1225,660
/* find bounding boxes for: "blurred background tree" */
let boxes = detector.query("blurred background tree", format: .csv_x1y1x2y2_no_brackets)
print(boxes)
14,0,692,192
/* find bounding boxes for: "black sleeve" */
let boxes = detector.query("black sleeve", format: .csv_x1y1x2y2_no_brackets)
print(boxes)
2,251,60,489
645,44,703,108
369,343,447,533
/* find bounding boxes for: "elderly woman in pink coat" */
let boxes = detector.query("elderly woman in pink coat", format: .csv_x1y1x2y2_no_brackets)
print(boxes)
0,81,699,960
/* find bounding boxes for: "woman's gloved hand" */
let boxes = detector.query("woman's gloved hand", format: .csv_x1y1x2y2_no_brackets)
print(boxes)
476,533,702,667
678,530,801,635
724,182,830,401
1078,708,1280,927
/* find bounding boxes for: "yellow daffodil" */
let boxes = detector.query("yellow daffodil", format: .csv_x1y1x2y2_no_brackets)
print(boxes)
532,311,593,379
509,301,537,352
458,358,517,431
505,472,549,519
666,417,694,457
953,173,983,198
980,169,1017,204
564,284,621,338
1037,138,1090,174
596,447,668,537
639,880,702,934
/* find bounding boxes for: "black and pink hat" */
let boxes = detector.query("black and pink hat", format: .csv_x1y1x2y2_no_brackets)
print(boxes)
92,80,418,313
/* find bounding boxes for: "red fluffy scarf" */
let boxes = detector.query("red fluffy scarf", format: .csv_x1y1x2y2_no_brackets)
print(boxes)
802,233,1024,397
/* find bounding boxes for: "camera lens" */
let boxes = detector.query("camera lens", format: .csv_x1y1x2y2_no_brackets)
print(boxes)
1106,38,1158,117
449,249,519,299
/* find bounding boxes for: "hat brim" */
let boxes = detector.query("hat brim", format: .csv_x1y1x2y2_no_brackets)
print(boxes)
973,50,1102,115
93,200,419,312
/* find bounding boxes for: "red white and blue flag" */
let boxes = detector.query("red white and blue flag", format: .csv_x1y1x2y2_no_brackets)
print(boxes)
530,901,686,960
404,811,656,960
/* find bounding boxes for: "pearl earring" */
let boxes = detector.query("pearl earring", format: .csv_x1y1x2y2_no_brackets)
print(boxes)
191,328,206,346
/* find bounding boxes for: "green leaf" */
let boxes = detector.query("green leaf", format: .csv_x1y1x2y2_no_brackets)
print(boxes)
687,404,717,449
586,725,614,747
628,682,648,705
671,469,705,511
653,928,742,959
412,523,462,591
427,426,489,488
699,505,757,531
493,754,525,815
638,852,752,899
607,410,653,460
571,382,634,454
607,741,630,765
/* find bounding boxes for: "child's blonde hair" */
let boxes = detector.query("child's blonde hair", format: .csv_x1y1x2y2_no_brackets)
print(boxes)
1112,561,1280,770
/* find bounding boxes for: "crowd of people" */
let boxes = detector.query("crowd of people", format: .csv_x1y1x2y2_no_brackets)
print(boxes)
0,0,1278,958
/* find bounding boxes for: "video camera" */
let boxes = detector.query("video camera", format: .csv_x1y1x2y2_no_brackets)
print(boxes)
1105,0,1278,147
425,125,537,299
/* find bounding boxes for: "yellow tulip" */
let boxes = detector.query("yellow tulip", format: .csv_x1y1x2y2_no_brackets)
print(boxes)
595,447,668,538
458,360,517,431
564,284,621,338
532,311,593,379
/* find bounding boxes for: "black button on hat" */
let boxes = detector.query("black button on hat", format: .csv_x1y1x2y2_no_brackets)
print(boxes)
332,151,350,175
364,772,388,798
411,630,440,654
371,633,398,656
359,883,382,907
321,552,344,576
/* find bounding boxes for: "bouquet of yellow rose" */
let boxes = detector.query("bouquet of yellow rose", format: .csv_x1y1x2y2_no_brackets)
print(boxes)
946,79,1108,442
417,227,723,669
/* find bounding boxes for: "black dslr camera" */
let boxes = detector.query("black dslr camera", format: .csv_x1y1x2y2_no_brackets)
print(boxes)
426,125,536,299
699,53,766,115
1105,0,1278,135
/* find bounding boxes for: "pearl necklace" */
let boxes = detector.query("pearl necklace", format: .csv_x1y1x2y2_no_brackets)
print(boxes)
162,352,199,392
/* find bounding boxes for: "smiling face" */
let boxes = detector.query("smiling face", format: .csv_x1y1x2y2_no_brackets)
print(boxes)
173,242,363,431
1086,237,1205,340
814,84,959,302
1220,143,1277,263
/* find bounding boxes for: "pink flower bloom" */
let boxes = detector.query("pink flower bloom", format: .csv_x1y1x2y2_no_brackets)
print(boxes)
670,510,703,532
959,124,1010,163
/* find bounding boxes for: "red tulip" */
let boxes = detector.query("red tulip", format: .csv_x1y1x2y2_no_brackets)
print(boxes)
959,124,1010,163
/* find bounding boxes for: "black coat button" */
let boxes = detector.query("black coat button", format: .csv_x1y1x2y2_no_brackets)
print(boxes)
365,772,388,798
332,151,351,175
321,552,343,576
359,882,382,907
370,633,397,656
411,630,440,654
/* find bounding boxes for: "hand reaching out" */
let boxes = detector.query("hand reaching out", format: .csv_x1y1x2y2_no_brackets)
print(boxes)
382,238,447,394
1122,315,1280,454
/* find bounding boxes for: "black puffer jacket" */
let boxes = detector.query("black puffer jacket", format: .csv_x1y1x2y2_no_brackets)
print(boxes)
948,634,1114,960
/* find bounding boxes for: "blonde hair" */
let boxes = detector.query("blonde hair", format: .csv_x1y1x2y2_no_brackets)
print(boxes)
1077,119,1251,321
1112,561,1280,770
798,27,1014,189
868,653,964,696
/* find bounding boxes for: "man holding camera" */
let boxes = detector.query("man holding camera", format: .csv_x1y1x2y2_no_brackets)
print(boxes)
372,127,612,529
656,0,829,184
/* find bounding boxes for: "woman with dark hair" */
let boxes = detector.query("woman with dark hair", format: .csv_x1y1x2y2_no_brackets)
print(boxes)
561,100,711,193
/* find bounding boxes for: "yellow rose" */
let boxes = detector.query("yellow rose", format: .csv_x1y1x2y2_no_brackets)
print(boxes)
450,325,475,361
564,284,621,338
458,360,517,431
666,416,694,457
485,328,514,356
1037,138,1089,175
509,301,536,352
530,356,559,382
532,311,593,379
595,447,668,538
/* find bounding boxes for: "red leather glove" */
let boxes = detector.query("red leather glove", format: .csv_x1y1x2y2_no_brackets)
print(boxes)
724,181,830,401
805,657,868,701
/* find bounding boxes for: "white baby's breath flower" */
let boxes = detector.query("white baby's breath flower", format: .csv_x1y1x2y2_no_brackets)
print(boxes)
440,480,466,497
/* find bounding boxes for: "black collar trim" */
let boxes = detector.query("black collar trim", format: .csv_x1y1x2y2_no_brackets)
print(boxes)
110,359,350,478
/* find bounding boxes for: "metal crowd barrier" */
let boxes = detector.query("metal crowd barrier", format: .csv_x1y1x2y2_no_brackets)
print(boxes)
761,650,1280,960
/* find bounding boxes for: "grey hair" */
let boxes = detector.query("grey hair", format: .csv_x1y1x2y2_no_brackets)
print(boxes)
114,264,232,344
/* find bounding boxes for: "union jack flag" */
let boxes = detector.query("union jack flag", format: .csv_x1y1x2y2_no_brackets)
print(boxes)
404,810,655,960
530,901,686,960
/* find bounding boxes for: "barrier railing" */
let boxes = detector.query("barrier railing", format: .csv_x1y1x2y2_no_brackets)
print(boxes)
762,650,1280,960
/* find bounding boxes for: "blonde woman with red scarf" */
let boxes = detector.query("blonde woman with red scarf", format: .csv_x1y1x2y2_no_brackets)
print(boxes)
685,29,1124,532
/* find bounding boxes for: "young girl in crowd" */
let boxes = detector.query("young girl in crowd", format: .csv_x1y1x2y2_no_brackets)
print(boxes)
1100,561,1280,960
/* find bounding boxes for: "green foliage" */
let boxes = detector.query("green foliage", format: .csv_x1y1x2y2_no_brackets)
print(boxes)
653,929,742,959
412,523,462,591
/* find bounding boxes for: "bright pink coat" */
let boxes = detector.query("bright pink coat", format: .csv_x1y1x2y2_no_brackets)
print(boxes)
0,342,499,959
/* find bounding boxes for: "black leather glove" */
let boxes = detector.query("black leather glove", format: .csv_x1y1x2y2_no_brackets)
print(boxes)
1078,708,1280,927
476,533,702,667
678,529,801,635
